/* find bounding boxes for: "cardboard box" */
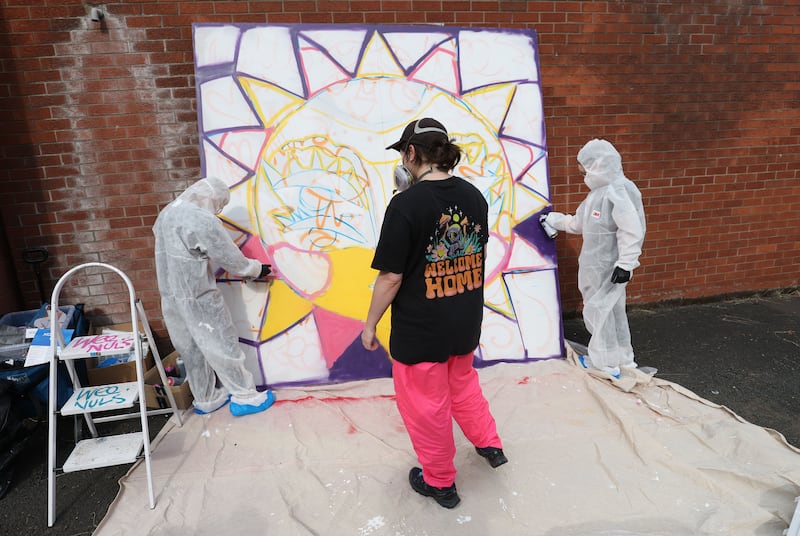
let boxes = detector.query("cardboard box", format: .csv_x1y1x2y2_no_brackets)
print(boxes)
144,351,193,410
85,323,154,386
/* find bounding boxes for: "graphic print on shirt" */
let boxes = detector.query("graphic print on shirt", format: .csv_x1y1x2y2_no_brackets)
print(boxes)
423,207,484,300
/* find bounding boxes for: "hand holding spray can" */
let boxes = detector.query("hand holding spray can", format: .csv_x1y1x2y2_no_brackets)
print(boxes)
539,213,558,239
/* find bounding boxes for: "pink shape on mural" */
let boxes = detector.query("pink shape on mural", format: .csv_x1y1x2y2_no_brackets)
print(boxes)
312,306,366,368
241,236,271,263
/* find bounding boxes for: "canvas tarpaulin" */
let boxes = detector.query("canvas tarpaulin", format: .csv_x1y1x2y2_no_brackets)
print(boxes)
93,347,800,535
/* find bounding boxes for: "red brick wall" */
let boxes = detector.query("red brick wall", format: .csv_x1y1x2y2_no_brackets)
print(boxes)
1,1,798,333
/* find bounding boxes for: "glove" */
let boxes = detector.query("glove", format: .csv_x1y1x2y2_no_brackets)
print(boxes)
259,264,272,278
544,211,565,228
610,266,631,284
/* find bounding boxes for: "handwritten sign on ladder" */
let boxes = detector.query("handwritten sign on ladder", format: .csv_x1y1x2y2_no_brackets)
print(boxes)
60,333,136,360
61,382,139,415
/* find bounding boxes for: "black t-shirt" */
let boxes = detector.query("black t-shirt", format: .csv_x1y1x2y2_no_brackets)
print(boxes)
372,176,489,365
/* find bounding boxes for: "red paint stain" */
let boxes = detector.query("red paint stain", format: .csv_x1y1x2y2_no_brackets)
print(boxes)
517,376,530,384
273,394,396,406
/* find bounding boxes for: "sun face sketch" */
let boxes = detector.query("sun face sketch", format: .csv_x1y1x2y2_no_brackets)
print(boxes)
193,24,563,388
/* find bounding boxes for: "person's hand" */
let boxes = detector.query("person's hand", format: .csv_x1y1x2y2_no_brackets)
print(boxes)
610,266,631,284
544,212,563,224
259,264,272,278
361,326,378,351
542,211,566,232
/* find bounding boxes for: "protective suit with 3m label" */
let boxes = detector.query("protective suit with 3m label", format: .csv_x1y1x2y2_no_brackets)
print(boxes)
545,139,646,371
153,177,268,414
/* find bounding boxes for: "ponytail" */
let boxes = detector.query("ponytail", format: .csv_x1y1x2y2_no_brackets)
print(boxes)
409,138,461,172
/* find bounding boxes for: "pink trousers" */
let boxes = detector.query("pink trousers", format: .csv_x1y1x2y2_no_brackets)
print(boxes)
392,352,502,488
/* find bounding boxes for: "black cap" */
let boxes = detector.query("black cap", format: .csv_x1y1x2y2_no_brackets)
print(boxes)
386,117,449,152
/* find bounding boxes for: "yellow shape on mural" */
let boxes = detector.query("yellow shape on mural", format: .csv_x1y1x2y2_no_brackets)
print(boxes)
260,279,314,340
312,246,393,351
261,247,393,351
239,76,305,128
313,247,373,316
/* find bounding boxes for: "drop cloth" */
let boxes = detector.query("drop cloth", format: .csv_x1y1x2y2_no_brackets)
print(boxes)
94,348,800,535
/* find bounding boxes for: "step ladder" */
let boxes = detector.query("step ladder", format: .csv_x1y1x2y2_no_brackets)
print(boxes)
46,262,184,527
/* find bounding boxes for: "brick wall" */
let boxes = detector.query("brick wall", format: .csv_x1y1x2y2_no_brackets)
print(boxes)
1,0,798,335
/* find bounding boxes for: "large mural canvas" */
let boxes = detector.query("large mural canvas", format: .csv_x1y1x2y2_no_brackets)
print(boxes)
192,23,564,388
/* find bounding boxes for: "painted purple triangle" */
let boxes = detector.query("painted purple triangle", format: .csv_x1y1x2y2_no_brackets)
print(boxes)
513,212,558,264
328,336,393,382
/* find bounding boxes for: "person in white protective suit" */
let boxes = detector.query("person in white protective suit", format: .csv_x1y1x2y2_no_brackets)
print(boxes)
153,177,275,416
542,139,646,377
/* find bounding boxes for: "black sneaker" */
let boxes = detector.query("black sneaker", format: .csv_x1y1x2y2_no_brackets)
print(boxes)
408,467,460,508
475,446,508,468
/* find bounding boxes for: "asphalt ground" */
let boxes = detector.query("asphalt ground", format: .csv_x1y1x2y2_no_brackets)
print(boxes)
2,289,799,535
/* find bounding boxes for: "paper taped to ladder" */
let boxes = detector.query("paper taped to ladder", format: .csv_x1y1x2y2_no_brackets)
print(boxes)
85,323,154,386
61,333,135,360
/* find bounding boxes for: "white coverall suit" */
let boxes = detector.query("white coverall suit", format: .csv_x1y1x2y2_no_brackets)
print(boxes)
545,139,646,372
153,177,268,413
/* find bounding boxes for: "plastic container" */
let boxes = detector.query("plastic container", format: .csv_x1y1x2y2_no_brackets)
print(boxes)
0,305,76,362
0,342,32,360
0,309,38,329
0,308,38,361
0,305,76,329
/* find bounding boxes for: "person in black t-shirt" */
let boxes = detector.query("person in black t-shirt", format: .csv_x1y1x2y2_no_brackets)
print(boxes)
361,118,507,509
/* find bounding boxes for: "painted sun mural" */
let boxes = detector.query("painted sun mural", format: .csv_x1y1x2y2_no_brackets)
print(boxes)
192,23,564,388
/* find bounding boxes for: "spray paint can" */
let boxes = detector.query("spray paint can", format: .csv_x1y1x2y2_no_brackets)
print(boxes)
540,215,558,239
175,357,186,379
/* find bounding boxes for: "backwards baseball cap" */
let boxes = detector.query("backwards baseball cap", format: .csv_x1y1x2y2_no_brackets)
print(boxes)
386,117,449,151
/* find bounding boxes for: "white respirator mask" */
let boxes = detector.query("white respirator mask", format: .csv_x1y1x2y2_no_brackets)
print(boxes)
393,164,414,193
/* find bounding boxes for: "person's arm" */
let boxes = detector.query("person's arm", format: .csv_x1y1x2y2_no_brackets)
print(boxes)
606,185,646,284
545,202,585,235
361,271,402,351
200,214,262,279
612,197,645,272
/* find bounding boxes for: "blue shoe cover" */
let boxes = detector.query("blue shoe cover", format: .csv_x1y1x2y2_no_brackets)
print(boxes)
194,395,231,415
230,390,275,417
604,367,622,380
578,356,620,379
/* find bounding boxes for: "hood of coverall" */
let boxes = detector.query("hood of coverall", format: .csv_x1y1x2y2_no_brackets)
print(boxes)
577,139,625,191
177,177,230,214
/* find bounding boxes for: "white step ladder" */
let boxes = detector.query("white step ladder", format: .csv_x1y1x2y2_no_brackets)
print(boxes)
46,262,184,527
